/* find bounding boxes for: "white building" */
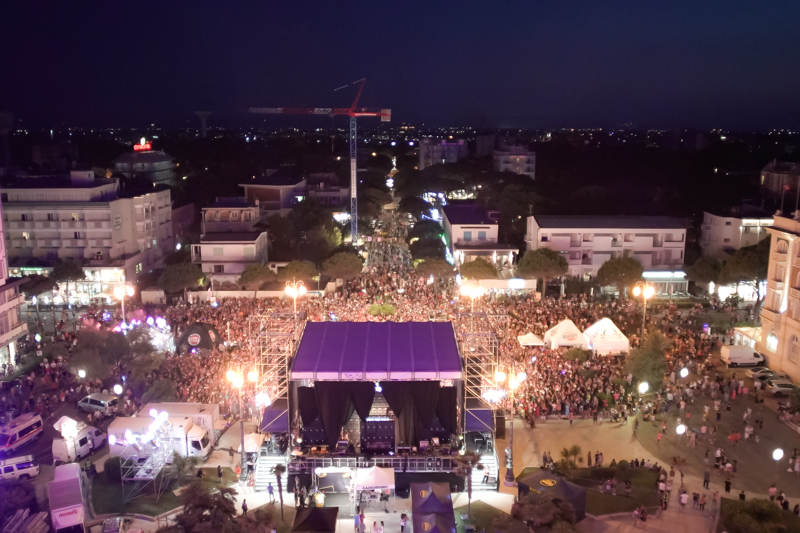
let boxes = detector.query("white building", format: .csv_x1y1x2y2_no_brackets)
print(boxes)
0,186,27,368
2,171,174,299
700,210,773,260
192,197,269,289
526,215,688,294
418,138,468,170
441,205,518,268
756,214,800,383
494,146,535,179
760,160,800,204
113,140,177,187
240,171,349,215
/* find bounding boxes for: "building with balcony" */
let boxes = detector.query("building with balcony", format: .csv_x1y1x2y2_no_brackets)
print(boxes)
418,138,468,170
494,146,535,179
761,160,800,205
441,204,518,268
756,215,800,384
700,210,773,261
113,146,177,187
0,184,27,367
526,215,688,294
2,171,174,300
240,170,349,215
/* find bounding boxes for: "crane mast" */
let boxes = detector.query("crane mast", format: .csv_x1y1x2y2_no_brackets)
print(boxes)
249,79,390,244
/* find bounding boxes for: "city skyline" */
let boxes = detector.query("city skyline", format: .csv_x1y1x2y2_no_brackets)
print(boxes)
2,2,800,129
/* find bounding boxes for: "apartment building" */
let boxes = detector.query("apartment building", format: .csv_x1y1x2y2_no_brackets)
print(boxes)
240,171,349,215
0,187,27,368
700,210,773,260
526,215,688,294
494,146,536,179
418,138,468,170
761,160,800,204
756,215,800,383
441,204,518,268
2,171,173,299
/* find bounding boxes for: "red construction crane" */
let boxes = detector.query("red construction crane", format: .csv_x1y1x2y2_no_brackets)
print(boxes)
249,79,390,241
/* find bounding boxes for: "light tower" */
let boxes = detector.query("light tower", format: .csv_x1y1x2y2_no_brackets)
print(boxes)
194,111,212,139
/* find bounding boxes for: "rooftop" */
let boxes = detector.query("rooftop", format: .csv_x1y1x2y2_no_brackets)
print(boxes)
114,150,174,164
4,177,116,189
243,169,305,187
533,215,685,230
207,197,256,209
763,160,800,175
442,205,495,225
705,207,774,220
200,231,264,243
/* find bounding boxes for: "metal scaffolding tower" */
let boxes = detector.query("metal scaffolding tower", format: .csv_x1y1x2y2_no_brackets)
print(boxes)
248,311,306,414
456,310,499,401
116,415,175,503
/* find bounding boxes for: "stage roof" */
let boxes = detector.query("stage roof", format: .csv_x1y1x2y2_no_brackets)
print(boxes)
291,322,463,381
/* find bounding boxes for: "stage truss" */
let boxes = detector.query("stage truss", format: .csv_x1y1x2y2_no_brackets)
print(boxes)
118,417,174,503
249,311,306,419
455,310,499,402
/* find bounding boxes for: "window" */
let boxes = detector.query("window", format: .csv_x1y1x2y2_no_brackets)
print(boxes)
15,462,35,470
778,240,789,254
47,213,57,221
243,212,252,222
71,213,79,221
3,467,12,474
767,332,779,352
478,231,486,241
723,238,730,243
214,265,225,273
74,232,81,239
22,232,29,240
213,247,223,256
192,440,202,451
725,221,731,226
790,336,799,363
541,235,549,242
79,437,88,447
463,231,472,242
135,263,142,273
20,214,27,221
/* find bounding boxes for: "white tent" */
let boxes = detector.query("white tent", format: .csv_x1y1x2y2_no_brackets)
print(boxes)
583,318,630,355
238,433,267,454
354,466,395,490
543,319,589,349
517,332,545,347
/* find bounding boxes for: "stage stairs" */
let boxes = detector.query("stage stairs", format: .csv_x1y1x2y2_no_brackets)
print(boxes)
254,446,288,493
471,451,499,491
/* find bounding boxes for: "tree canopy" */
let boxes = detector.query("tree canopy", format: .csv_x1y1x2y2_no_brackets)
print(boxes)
407,220,443,244
409,237,446,261
51,259,85,295
21,274,58,299
459,257,499,280
70,327,156,380
625,331,670,390
398,196,431,219
237,264,276,290
687,256,722,289
415,258,456,279
322,252,364,280
596,256,644,296
277,260,318,281
720,237,770,309
516,248,568,281
158,263,204,298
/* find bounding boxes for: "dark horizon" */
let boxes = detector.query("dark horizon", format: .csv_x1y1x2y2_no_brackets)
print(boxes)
3,1,800,130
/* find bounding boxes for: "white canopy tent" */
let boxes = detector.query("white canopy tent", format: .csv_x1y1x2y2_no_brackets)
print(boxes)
583,318,630,355
355,466,395,490
544,319,589,349
517,332,545,347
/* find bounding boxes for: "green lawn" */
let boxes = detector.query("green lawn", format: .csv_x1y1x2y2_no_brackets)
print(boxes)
91,467,238,516
454,501,508,533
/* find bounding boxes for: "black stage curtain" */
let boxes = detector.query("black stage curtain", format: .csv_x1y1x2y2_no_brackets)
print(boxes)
314,382,355,448
435,387,458,435
297,387,319,426
413,381,440,441
380,381,414,446
348,382,376,421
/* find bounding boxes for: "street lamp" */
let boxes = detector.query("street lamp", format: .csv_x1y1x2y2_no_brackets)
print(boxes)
78,369,86,379
459,282,485,313
113,384,123,395
113,282,135,324
504,369,525,485
632,281,655,339
227,366,258,475
679,368,689,379
676,424,686,435
638,382,649,395
284,280,306,315
773,448,784,482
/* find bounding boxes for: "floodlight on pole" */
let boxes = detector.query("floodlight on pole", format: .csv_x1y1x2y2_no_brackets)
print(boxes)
676,424,686,435
285,279,306,315
632,281,656,339
638,382,649,394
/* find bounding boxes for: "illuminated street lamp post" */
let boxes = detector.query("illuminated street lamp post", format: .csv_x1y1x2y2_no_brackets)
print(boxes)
460,282,485,332
227,367,258,473
284,280,306,316
113,282,135,325
773,448,784,483
632,281,655,340
503,369,526,485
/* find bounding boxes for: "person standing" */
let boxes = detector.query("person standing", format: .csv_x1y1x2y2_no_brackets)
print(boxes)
217,465,223,484
242,499,248,517
724,478,732,494
703,468,710,489
268,483,275,503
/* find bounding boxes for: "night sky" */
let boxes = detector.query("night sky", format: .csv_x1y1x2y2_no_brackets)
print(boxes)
3,1,800,129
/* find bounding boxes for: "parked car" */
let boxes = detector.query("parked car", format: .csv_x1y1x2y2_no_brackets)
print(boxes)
754,372,791,384
0,414,44,456
765,380,798,397
746,367,777,379
77,393,118,414
0,455,39,482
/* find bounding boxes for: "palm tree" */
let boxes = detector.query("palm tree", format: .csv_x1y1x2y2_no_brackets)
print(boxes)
453,451,483,516
169,452,201,485
558,445,583,470
517,491,558,528
272,464,286,519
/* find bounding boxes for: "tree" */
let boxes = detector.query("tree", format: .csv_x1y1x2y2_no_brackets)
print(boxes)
558,445,584,469
459,257,498,280
563,348,591,362
272,464,286,519
51,259,85,299
516,249,568,293
415,258,455,280
398,196,431,219
158,479,240,533
491,515,528,533
515,491,558,527
453,451,483,516
369,303,397,316
409,237,445,261
71,327,157,379
103,457,124,483
21,275,58,321
158,263,204,299
596,256,644,298
720,238,770,315
0,479,39,527
322,252,364,280
407,220,443,244
276,260,317,282
238,264,276,290
169,452,201,485
625,331,670,390
687,256,722,293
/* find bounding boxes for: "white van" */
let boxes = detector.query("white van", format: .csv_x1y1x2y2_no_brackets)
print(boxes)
720,345,766,367
0,455,39,481
0,413,44,456
52,425,107,463
77,393,119,415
